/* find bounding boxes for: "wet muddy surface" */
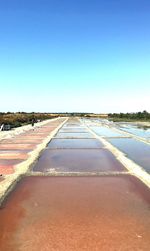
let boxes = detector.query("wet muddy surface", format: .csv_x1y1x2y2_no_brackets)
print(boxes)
0,119,65,176
0,149,31,153
0,165,14,174
0,159,25,165
16,135,46,139
0,176,150,251
33,149,125,173
1,139,43,144
0,152,27,159
107,138,150,173
0,141,38,145
0,176,4,182
0,144,35,150
48,139,104,149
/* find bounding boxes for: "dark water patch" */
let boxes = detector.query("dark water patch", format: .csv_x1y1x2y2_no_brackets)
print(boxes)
59,128,88,133
54,132,94,139
107,138,150,173
33,149,125,173
48,139,103,149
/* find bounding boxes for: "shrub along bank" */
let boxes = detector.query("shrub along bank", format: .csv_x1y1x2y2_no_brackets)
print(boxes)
0,112,58,130
108,111,150,122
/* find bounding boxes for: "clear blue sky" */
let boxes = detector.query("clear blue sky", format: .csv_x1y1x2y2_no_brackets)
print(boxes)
0,0,150,113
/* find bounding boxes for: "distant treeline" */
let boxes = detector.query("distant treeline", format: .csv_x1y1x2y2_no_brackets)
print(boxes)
0,112,58,128
51,112,94,117
108,110,150,121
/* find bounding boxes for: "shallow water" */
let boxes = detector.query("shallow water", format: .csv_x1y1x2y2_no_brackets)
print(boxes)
54,132,94,139
59,127,88,133
91,126,126,137
33,149,125,173
48,139,104,149
63,123,85,127
119,124,150,139
107,138,150,172
0,176,150,251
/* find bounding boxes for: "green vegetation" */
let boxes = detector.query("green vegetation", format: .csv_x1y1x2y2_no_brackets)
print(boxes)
108,111,150,122
0,112,59,129
3,111,149,129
